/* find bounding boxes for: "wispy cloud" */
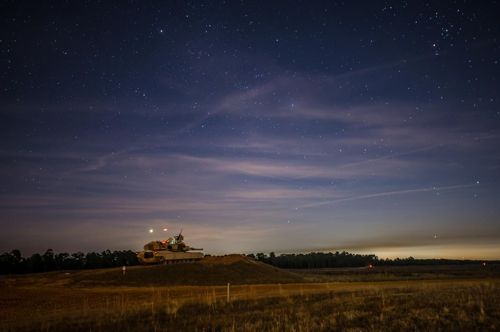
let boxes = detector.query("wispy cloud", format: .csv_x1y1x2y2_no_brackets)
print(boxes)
298,183,479,209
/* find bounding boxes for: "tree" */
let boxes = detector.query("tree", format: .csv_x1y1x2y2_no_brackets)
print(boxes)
42,249,55,271
29,253,43,272
256,253,266,262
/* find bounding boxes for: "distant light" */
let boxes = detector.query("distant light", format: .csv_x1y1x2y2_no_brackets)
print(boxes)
163,228,168,232
149,229,154,233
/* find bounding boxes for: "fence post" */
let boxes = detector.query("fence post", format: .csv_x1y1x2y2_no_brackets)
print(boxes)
227,282,230,303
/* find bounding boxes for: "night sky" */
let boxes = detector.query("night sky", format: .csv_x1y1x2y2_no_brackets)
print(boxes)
1,1,500,258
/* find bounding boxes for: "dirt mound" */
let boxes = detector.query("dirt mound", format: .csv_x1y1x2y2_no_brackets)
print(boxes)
72,255,303,286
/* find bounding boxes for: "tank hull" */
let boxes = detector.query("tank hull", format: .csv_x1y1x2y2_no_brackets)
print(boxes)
137,250,203,264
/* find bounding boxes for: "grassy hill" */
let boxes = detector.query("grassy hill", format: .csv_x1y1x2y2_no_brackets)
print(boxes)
68,254,304,286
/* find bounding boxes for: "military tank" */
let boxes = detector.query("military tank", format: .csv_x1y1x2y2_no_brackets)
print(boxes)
137,230,203,264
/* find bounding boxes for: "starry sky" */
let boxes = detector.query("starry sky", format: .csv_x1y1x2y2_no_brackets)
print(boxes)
1,1,500,259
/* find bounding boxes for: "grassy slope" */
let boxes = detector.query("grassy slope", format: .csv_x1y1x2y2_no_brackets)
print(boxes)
71,254,304,286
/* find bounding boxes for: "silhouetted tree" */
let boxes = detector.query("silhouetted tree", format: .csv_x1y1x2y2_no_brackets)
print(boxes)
0,249,140,275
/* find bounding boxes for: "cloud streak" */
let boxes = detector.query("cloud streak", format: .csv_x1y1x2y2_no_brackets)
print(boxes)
298,183,479,209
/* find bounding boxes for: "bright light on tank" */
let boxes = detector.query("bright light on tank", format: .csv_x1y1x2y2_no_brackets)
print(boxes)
149,228,154,233
163,228,168,232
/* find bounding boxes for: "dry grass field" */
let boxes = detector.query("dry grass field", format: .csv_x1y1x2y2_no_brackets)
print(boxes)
1,256,499,331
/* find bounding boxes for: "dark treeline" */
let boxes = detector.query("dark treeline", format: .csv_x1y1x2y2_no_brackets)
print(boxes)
2,249,495,275
248,251,377,269
248,251,494,269
0,249,139,275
